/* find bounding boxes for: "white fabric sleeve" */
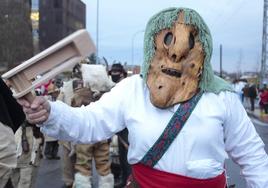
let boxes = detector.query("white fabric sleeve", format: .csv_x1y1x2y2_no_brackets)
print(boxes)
40,78,130,144
223,92,268,188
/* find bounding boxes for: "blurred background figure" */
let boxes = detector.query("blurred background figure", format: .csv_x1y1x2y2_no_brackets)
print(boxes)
232,79,247,103
72,86,114,188
57,63,115,188
248,84,258,111
57,78,77,188
260,87,268,114
0,78,25,188
242,84,250,109
108,63,131,188
41,81,61,160
12,121,43,188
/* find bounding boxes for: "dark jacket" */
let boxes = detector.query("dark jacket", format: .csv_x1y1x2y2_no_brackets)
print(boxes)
248,85,257,98
0,78,25,132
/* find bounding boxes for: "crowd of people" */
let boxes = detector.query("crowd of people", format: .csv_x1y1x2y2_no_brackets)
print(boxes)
232,79,268,114
0,62,131,188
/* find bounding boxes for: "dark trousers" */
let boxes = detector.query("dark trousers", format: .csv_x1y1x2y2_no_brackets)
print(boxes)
264,104,268,114
4,179,13,188
250,97,255,111
117,129,131,186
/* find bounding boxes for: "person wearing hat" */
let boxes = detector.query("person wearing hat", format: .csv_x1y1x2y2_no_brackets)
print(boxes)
19,8,268,187
108,63,127,83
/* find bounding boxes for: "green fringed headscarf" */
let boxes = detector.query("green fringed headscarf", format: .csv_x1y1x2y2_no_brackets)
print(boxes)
142,7,233,94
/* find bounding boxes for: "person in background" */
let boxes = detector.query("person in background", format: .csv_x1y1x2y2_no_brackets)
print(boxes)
57,79,77,188
72,86,114,188
108,63,131,188
232,79,246,102
12,121,43,188
0,78,25,188
58,64,115,188
242,84,250,109
260,87,268,114
41,81,61,160
248,84,258,111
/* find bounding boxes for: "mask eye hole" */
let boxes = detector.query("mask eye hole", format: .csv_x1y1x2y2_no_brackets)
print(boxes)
164,32,173,46
189,33,195,49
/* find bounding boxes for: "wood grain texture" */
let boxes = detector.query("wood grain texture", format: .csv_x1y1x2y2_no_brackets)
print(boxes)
147,12,204,108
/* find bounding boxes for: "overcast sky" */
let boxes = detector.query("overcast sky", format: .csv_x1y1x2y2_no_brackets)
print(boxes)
82,0,263,73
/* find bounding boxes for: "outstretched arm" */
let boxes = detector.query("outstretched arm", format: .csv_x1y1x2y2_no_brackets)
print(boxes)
18,77,132,144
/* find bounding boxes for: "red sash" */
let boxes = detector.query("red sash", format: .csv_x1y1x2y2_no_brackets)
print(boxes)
129,163,226,188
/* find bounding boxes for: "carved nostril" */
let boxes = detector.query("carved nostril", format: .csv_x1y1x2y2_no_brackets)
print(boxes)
171,54,177,62
179,55,186,62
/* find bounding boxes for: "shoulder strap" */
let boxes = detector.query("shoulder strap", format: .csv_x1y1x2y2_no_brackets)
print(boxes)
140,91,203,167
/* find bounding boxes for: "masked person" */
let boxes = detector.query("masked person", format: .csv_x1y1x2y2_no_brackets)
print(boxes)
109,63,131,188
72,86,114,188
19,8,268,188
0,78,25,188
55,64,115,188
108,63,127,83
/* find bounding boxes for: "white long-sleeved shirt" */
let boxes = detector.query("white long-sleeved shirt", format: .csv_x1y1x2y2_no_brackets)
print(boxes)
41,75,268,187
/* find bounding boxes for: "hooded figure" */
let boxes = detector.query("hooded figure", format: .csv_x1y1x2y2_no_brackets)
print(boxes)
21,8,268,188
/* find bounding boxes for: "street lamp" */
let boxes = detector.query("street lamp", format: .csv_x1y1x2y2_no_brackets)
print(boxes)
131,30,144,65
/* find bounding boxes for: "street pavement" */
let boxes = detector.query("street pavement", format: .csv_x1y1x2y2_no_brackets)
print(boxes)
35,107,268,188
35,147,98,188
35,157,63,188
247,108,268,124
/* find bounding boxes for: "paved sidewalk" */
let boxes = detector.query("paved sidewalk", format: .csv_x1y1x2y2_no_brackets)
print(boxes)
246,108,268,124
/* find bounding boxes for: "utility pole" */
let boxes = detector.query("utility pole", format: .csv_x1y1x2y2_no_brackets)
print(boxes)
96,0,99,63
261,0,268,87
220,44,223,78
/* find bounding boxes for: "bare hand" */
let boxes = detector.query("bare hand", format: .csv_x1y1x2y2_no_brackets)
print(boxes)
17,96,51,125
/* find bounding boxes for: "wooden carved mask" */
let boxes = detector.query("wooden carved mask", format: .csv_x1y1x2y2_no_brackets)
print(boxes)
147,13,205,108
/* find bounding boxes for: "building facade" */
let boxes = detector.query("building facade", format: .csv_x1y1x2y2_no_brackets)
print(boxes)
0,0,33,72
31,0,40,54
39,0,86,51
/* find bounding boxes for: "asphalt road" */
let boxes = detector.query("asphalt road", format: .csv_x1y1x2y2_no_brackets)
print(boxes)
35,147,98,188
35,157,63,188
35,116,268,188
